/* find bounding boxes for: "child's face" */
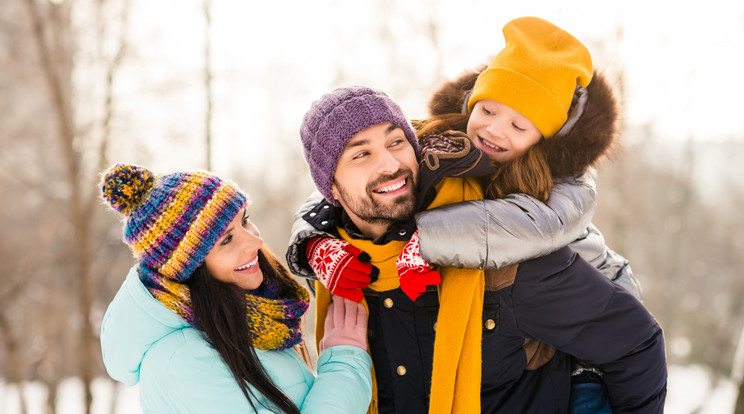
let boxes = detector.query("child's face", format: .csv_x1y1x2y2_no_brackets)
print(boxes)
467,100,542,163
204,208,264,290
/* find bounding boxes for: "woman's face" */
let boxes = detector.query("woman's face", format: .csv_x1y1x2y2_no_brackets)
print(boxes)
466,99,542,163
203,208,264,290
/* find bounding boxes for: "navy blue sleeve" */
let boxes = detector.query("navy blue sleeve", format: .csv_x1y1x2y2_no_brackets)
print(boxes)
509,247,667,413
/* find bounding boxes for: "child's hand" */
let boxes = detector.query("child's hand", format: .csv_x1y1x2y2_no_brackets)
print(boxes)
306,237,379,302
396,230,441,301
319,295,368,352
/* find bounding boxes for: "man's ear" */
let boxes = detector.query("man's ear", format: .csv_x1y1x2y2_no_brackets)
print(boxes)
330,182,340,201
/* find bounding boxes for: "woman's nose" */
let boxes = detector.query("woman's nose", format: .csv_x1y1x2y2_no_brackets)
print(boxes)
241,228,263,251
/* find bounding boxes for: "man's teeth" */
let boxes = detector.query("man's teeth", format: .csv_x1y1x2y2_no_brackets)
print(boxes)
375,180,405,194
235,257,258,271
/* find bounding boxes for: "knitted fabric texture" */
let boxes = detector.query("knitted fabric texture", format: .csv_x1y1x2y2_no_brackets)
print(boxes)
101,164,309,350
101,163,247,284
245,278,310,350
300,86,420,206
467,16,594,138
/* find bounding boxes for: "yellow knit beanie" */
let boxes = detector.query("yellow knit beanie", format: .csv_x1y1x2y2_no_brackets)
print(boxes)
467,16,593,138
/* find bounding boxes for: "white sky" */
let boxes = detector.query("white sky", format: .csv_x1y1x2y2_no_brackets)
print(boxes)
100,0,744,174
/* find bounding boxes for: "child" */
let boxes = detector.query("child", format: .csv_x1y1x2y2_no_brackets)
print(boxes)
414,16,635,300
99,163,372,413
411,16,639,413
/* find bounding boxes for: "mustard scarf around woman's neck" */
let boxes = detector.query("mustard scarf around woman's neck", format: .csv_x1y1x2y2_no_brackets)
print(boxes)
314,176,484,414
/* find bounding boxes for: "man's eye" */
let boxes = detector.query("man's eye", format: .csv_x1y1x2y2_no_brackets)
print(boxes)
352,152,368,160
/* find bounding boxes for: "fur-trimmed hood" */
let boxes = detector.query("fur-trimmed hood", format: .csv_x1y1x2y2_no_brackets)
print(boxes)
427,67,620,178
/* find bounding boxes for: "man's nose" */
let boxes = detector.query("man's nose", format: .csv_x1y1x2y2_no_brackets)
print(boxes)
376,150,401,175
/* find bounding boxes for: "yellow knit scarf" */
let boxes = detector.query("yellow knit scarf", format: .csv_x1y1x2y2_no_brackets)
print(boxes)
314,177,484,414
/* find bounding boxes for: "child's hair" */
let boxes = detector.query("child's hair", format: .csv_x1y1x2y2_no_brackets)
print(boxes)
485,144,552,202
416,115,553,203
186,247,301,414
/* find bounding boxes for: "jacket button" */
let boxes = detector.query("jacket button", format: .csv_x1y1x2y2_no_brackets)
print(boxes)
323,205,330,209
321,220,328,225
433,322,437,332
398,229,407,236
396,365,407,376
309,212,316,217
485,319,496,330
383,298,394,308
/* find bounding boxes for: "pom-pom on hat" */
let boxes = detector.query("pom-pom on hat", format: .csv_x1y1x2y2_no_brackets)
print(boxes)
100,163,248,283
467,16,594,138
300,86,419,206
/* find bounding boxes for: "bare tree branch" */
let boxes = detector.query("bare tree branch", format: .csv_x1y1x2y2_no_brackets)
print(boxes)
203,0,213,170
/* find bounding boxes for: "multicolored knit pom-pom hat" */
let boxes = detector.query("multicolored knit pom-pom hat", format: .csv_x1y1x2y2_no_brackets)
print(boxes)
101,163,309,351
100,163,247,321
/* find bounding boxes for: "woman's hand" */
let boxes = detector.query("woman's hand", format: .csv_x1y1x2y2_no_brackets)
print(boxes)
319,295,368,352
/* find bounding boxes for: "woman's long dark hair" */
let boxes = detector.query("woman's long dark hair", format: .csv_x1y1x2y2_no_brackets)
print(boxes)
416,114,553,202
186,247,302,414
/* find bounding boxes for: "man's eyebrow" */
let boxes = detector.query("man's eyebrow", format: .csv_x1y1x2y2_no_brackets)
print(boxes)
346,139,370,149
345,124,402,149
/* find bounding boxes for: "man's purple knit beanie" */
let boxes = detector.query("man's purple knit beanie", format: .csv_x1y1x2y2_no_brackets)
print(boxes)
300,86,420,206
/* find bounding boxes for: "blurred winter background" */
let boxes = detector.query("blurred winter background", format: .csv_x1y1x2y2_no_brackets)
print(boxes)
1,0,743,412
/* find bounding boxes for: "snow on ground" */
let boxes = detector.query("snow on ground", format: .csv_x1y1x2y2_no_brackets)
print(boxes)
0,365,737,413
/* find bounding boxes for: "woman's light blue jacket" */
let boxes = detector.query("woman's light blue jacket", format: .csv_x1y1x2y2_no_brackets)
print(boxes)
101,266,372,413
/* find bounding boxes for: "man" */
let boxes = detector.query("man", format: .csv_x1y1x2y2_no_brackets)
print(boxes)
287,85,666,413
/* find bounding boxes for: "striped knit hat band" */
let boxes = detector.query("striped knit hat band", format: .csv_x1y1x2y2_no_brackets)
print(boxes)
101,163,248,283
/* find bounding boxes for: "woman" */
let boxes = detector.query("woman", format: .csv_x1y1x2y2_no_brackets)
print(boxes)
99,163,372,413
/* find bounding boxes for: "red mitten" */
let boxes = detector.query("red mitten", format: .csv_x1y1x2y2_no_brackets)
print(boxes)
306,237,379,302
396,230,441,301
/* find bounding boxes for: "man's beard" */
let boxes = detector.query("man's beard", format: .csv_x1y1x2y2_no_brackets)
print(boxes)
335,168,417,226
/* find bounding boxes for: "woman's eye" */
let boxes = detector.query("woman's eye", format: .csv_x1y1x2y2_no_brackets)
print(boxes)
220,235,233,246
512,123,526,132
